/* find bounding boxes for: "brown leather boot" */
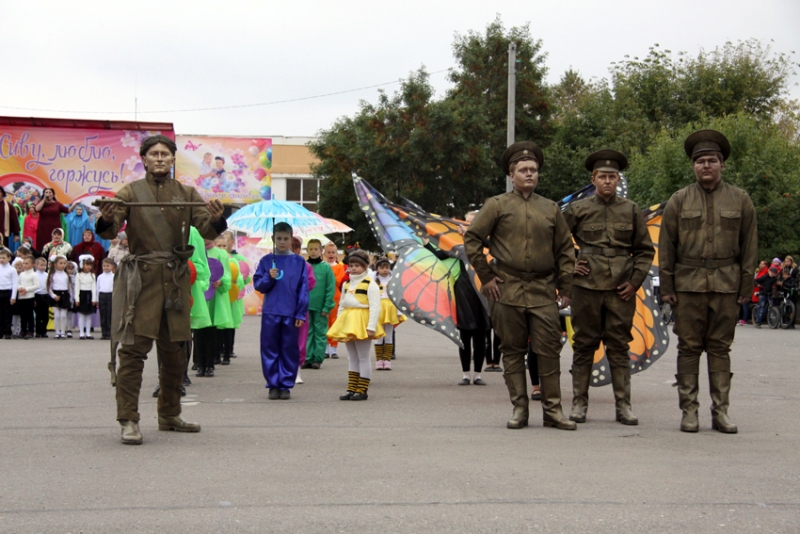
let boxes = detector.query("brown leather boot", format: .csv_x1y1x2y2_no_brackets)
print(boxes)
158,415,201,432
676,373,699,432
504,372,529,429
120,419,143,445
569,364,592,423
611,367,638,425
539,372,577,430
709,372,738,434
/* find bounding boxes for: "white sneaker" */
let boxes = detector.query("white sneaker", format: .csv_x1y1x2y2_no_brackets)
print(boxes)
295,371,304,384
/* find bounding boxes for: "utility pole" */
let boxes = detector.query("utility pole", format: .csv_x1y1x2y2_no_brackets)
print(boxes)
506,41,516,192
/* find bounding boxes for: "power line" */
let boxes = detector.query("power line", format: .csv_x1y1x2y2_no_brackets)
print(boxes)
0,69,450,115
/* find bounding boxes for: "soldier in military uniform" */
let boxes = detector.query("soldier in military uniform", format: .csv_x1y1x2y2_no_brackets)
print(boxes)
97,135,227,445
659,130,757,434
465,141,576,430
563,150,654,426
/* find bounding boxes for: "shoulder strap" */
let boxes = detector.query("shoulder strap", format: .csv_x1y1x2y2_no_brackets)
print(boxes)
129,179,176,252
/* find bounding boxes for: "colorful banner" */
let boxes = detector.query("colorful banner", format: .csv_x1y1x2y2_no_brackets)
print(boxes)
176,135,272,204
0,126,172,207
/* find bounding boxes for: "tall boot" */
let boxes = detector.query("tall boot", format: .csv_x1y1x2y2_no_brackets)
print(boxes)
676,373,699,432
503,372,529,429
709,372,738,434
611,366,638,425
569,364,592,423
539,372,576,430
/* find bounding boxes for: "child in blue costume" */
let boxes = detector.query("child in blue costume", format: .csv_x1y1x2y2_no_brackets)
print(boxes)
253,222,309,400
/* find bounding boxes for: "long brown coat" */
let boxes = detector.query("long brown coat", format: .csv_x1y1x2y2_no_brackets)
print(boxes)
97,174,221,342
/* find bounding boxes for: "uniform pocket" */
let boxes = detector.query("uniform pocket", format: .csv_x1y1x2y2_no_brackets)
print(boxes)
679,210,702,231
720,210,741,231
579,223,605,243
613,222,633,241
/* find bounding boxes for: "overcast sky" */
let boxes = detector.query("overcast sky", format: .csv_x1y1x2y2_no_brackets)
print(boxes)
1,0,798,138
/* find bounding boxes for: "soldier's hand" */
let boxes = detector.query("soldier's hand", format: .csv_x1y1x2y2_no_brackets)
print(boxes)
662,293,678,306
737,296,749,305
269,268,279,279
574,260,590,277
559,296,571,309
483,276,504,302
206,199,224,223
99,201,118,223
616,282,637,301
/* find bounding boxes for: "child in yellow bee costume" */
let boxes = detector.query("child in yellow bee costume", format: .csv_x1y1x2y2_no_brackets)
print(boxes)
327,250,384,400
373,256,404,370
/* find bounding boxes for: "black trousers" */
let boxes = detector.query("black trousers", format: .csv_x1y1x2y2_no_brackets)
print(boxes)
98,293,112,338
34,294,50,336
0,290,11,337
219,328,234,359
526,344,540,387
195,327,219,370
485,329,502,366
458,328,486,373
18,298,35,335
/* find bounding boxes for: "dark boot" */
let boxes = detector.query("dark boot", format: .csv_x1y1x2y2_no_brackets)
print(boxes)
569,364,592,423
503,372,529,429
539,372,576,430
611,367,638,425
676,373,699,432
709,372,738,434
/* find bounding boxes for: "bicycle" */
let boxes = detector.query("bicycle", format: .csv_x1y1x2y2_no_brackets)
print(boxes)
767,288,796,329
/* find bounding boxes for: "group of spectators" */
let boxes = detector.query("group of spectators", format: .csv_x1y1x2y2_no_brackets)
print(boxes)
744,255,798,327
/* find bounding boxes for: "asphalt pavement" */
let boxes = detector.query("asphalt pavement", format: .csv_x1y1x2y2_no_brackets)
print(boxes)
0,317,798,533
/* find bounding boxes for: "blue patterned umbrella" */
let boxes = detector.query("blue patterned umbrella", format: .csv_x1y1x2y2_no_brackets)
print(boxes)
226,200,336,237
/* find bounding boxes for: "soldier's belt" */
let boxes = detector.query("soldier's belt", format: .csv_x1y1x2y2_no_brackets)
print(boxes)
580,246,632,257
493,260,554,281
676,257,737,269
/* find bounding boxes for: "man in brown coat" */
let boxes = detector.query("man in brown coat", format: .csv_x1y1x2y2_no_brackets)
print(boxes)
659,130,758,434
97,135,226,445
465,141,576,430
563,150,654,426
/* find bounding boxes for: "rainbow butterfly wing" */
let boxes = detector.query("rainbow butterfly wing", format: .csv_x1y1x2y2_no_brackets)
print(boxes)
353,175,463,347
387,247,461,346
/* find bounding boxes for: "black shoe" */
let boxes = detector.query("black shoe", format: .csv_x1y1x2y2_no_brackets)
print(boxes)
205,368,215,377
311,362,321,369
325,354,330,359
351,392,368,401
230,352,237,358
268,388,280,400
339,391,354,400
191,364,198,371
458,378,470,386
214,357,221,365
86,335,94,340
473,378,487,386
301,362,313,369
183,373,192,386
152,386,160,398
66,332,72,338
221,358,230,365
181,386,186,397
279,390,291,400
331,353,339,359
196,368,205,377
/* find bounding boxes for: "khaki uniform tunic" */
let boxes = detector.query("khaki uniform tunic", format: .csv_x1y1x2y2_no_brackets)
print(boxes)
659,181,758,374
97,174,222,422
464,189,574,376
563,195,654,368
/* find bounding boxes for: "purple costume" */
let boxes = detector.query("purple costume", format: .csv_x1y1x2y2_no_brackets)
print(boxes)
298,263,317,367
253,253,310,390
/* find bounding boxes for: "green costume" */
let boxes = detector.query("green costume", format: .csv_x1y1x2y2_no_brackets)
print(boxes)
306,258,335,365
207,247,233,329
188,227,211,330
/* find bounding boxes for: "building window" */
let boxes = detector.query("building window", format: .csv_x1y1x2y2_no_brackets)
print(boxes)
285,178,319,212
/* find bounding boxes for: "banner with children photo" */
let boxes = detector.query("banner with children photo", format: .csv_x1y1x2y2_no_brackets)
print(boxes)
175,136,272,204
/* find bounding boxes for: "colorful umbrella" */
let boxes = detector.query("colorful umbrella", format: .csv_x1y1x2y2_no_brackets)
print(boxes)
226,200,338,237
313,213,353,234
255,232,332,250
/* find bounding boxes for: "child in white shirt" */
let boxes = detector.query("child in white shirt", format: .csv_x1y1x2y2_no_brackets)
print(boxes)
0,249,18,339
97,258,115,340
16,256,40,339
75,255,97,340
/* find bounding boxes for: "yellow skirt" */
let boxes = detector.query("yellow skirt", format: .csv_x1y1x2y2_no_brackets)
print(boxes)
378,298,406,326
327,308,385,343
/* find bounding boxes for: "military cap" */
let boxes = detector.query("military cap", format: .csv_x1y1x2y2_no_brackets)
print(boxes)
684,129,730,161
501,141,544,175
585,149,628,172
